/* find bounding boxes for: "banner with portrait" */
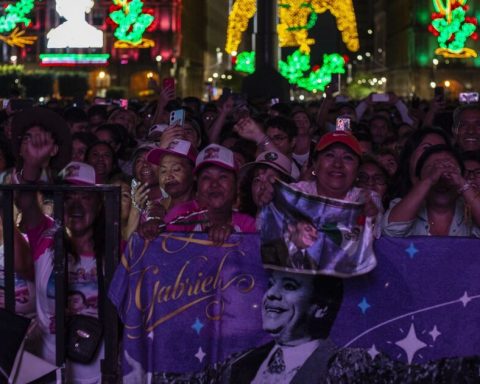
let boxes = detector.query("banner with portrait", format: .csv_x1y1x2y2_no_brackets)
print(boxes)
260,180,377,277
108,233,270,381
108,233,480,382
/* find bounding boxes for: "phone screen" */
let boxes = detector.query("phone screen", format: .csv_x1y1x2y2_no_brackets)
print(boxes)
336,117,351,132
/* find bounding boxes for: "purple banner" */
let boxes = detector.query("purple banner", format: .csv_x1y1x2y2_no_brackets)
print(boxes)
332,236,480,364
109,233,480,381
108,232,269,379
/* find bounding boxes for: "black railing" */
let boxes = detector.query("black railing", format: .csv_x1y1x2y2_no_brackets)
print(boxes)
0,184,120,383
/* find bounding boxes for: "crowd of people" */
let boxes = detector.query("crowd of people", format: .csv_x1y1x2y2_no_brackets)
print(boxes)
1,86,480,382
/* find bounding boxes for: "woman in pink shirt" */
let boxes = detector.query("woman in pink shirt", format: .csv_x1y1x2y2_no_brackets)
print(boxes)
165,144,256,244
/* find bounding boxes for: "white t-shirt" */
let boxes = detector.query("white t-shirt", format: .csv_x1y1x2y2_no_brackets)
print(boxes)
34,235,103,384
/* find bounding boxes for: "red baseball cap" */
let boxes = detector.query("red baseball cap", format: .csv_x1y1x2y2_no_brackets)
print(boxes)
315,132,362,156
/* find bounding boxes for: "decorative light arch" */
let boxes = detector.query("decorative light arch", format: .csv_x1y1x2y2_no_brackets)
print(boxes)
225,0,359,91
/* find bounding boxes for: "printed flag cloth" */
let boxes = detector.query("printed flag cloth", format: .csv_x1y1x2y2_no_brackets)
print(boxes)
108,233,480,382
260,181,377,277
332,236,480,365
108,232,270,380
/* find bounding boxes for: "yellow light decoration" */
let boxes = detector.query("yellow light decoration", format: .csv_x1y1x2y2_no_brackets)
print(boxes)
114,38,155,48
314,0,359,52
0,27,36,47
225,0,256,54
434,47,477,58
226,0,359,54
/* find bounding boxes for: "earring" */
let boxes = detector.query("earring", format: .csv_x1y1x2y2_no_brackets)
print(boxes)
314,306,328,319
311,170,316,176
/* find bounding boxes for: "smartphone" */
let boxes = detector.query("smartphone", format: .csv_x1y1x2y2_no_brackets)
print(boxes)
434,86,444,100
336,117,351,132
10,99,33,111
119,98,128,110
169,109,185,127
459,92,479,104
163,77,175,95
371,93,389,103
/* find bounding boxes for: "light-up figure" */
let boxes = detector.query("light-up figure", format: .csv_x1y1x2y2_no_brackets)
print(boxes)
47,0,103,48
428,0,478,58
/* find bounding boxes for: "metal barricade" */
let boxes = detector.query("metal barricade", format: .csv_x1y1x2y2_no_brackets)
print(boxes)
0,184,120,383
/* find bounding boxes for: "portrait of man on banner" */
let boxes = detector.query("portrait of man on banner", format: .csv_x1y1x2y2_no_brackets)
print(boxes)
47,0,103,48
260,180,377,277
224,270,344,384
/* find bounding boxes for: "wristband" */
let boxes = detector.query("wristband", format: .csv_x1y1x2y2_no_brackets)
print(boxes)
256,135,271,147
146,216,163,222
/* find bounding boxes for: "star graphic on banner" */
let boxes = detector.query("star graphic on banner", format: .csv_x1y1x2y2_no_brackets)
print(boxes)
358,297,371,314
195,347,206,363
395,323,427,364
405,242,419,259
459,291,472,307
428,325,441,342
147,331,154,341
192,318,205,335
367,344,380,359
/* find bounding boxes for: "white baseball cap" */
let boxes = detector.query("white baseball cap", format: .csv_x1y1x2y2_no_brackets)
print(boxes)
194,144,237,174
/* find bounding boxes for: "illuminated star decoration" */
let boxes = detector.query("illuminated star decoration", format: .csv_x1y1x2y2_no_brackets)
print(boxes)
226,0,357,90
194,347,206,363
358,296,371,314
405,242,418,259
108,0,155,48
428,0,478,58
394,322,427,364
0,0,37,47
191,318,204,335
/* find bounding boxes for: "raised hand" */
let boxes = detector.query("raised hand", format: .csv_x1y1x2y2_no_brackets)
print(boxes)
157,125,185,148
20,129,58,169
234,117,265,143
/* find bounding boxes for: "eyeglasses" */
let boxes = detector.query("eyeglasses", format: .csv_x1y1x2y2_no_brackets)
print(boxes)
465,168,480,178
357,172,387,185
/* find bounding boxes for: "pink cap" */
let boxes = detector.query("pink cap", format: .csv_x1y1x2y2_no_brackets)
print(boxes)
146,139,197,165
240,151,292,179
59,162,96,186
194,144,237,174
